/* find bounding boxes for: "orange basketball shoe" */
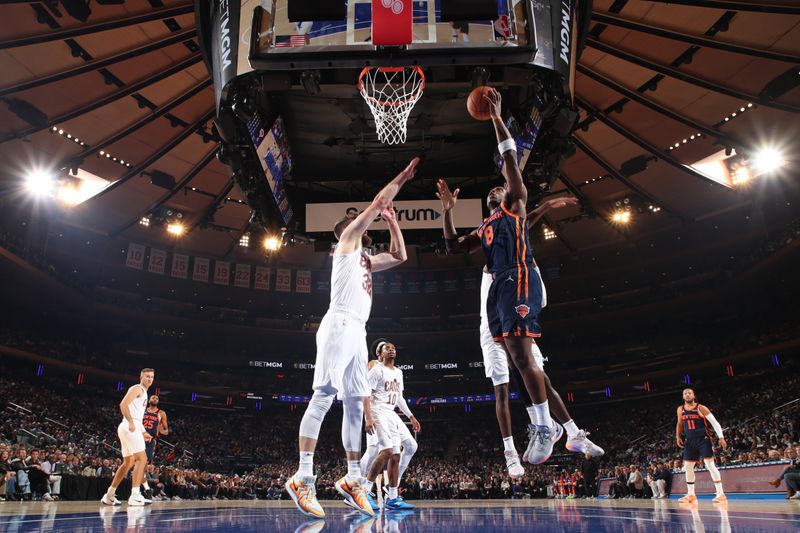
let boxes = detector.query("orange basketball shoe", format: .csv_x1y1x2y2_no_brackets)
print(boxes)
335,477,375,516
286,475,325,518
712,493,728,503
678,494,698,504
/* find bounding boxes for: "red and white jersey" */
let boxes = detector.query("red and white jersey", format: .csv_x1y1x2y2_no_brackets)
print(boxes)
368,363,404,412
329,247,372,322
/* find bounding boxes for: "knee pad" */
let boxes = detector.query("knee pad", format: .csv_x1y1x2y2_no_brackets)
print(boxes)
684,462,696,482
703,458,721,480
341,397,365,452
299,390,334,439
403,438,418,456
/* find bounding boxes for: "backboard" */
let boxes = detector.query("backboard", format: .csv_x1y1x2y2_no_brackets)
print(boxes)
246,0,535,70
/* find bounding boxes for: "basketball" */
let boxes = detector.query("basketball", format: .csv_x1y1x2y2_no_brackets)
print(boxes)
467,86,494,121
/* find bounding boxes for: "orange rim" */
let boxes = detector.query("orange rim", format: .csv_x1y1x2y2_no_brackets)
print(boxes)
358,66,426,107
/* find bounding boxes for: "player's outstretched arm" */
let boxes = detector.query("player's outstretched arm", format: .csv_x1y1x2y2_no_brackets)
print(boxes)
698,405,727,450
485,89,526,212
436,179,479,254
371,202,407,272
338,157,420,253
675,406,684,448
526,196,579,229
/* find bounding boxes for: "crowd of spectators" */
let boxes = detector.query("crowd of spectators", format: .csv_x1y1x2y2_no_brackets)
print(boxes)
3,354,796,502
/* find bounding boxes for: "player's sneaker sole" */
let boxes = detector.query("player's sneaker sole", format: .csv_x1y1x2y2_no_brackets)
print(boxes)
285,478,325,518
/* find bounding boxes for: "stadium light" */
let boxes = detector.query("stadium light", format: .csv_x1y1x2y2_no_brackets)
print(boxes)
751,148,786,174
543,226,556,240
264,236,281,251
167,223,185,236
611,209,631,225
239,233,250,248
24,169,56,197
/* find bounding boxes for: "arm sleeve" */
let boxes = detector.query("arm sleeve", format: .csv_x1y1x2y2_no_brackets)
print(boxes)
704,413,724,438
397,395,413,419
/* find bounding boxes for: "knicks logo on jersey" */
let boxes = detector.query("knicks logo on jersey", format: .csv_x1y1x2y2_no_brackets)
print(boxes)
515,304,530,318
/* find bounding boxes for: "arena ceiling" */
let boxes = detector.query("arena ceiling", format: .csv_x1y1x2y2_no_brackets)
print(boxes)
0,0,798,259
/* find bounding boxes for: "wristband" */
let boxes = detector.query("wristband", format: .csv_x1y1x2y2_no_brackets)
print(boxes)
498,139,517,155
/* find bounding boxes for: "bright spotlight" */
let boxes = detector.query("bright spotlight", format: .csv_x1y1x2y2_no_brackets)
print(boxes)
263,236,281,251
611,209,632,225
25,170,56,197
167,223,185,236
751,148,785,174
56,184,80,206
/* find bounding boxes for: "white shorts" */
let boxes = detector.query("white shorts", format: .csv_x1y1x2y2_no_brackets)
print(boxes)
117,421,146,457
480,272,546,386
373,409,414,454
312,311,370,400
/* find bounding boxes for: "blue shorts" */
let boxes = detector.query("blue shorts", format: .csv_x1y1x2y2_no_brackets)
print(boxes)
683,435,714,461
487,266,543,341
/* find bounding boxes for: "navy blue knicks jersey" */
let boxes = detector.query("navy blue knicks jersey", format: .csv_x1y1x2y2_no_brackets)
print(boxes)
477,204,533,275
142,409,160,439
681,404,711,439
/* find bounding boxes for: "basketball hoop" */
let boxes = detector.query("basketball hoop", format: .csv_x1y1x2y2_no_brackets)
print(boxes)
358,66,425,145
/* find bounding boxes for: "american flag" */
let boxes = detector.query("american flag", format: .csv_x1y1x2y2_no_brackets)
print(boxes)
275,35,308,48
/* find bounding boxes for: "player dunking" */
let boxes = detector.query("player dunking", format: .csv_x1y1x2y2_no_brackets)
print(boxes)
101,368,154,506
286,157,419,518
437,181,604,476
141,394,169,500
677,387,728,503
362,340,419,511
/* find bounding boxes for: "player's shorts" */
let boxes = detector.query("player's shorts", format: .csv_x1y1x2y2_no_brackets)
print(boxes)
683,434,714,461
373,408,402,452
145,439,156,462
312,310,370,400
480,272,546,384
117,421,146,457
487,266,543,342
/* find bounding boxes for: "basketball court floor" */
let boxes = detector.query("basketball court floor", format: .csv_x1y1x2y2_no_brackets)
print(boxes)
1,498,797,532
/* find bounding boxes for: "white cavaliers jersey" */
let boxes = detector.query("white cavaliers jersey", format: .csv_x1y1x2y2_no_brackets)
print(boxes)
125,385,148,427
329,247,373,322
368,363,404,412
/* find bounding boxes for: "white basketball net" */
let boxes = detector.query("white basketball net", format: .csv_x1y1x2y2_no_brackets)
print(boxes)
358,67,425,145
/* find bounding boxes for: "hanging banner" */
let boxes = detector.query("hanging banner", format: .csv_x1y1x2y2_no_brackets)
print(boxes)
389,273,403,294
125,243,145,270
171,253,189,279
197,0,242,109
214,260,231,286
254,266,270,290
305,199,483,232
234,264,251,288
372,273,385,295
296,270,311,293
276,268,291,292
193,257,210,283
406,272,420,294
314,271,330,293
147,248,166,275
423,272,439,293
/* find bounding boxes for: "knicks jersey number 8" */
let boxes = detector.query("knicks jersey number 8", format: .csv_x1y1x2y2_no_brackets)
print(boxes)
483,226,494,246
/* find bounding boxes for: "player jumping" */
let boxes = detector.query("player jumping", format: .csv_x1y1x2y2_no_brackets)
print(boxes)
437,180,604,475
286,157,419,518
677,387,728,503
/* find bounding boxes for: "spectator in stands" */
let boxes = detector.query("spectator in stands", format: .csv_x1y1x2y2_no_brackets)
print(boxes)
627,465,644,498
40,452,61,500
8,447,31,500
0,450,11,501
769,459,800,499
